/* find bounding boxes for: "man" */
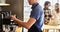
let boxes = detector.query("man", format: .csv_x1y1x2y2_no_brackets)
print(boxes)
44,1,51,32
52,3,60,25
44,1,51,25
10,0,44,32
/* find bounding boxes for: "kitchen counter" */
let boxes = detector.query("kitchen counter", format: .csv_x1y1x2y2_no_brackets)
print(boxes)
43,25,60,29
43,25,60,32
15,26,22,32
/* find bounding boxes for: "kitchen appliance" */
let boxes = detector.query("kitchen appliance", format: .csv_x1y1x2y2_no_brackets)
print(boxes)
0,11,18,32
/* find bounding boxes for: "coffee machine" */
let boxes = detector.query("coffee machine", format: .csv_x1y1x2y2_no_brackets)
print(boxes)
0,11,18,32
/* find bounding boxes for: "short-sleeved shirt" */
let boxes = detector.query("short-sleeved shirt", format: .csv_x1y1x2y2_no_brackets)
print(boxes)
28,3,44,32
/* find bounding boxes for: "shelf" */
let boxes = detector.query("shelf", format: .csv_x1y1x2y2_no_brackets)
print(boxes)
0,3,10,6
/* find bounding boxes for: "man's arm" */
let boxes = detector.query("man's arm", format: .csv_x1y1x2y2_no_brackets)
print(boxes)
10,3,41,29
10,15,36,29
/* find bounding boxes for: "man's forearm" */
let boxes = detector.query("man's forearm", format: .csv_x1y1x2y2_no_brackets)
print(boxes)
14,18,31,29
10,15,36,29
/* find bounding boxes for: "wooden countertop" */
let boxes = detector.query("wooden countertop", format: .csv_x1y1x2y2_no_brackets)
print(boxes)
43,25,60,29
15,26,22,32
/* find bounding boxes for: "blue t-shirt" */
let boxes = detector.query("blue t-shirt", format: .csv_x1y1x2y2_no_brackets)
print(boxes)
28,3,44,32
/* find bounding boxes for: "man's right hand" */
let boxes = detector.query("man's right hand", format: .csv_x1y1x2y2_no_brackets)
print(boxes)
10,15,17,21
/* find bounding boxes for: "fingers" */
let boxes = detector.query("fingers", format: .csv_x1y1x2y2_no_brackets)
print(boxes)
10,14,16,18
14,14,16,16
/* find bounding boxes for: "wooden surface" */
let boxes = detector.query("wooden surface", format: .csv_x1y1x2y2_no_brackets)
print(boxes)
15,26,22,32
43,25,60,32
43,25,60,29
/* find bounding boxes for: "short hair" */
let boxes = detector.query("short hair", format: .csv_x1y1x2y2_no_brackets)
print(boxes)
55,3,59,5
44,1,50,6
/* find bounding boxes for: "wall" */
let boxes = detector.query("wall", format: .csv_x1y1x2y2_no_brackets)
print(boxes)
2,0,24,20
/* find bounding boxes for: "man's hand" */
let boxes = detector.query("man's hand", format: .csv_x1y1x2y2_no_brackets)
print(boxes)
51,16,55,20
10,15,17,21
10,15,22,27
